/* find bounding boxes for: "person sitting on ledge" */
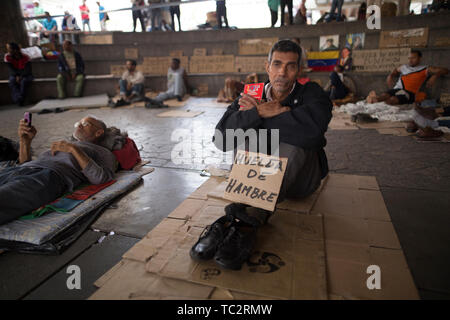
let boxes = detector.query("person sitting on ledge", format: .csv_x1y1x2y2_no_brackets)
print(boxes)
0,116,116,226
118,59,145,104
145,58,188,108
4,42,33,106
57,40,85,99
366,50,448,105
190,39,332,270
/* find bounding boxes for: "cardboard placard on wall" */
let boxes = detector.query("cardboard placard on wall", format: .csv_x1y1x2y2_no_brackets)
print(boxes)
223,150,288,211
352,48,410,72
235,56,267,73
143,56,189,75
124,48,139,60
239,38,278,56
212,48,224,55
80,34,113,45
189,55,235,74
193,48,207,56
110,64,127,76
169,50,183,57
379,28,428,48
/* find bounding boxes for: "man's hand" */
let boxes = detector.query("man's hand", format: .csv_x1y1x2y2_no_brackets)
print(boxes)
238,93,261,110
127,82,133,91
71,73,76,80
256,100,291,118
15,76,20,84
426,75,438,88
51,140,76,156
18,119,37,143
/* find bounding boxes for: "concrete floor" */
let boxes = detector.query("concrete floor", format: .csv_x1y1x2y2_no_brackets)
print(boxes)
0,97,449,300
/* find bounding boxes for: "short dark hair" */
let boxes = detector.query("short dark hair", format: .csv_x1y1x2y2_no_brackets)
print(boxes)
268,39,302,67
335,64,344,72
172,58,180,64
127,59,137,66
8,42,20,52
411,49,422,58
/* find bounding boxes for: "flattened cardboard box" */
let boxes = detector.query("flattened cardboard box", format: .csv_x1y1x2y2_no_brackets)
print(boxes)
239,38,279,55
153,208,328,300
379,28,428,48
143,56,189,75
189,55,235,74
235,56,267,73
352,48,410,73
124,48,139,60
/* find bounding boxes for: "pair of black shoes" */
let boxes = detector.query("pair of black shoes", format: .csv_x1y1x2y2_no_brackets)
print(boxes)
144,98,169,109
190,203,261,270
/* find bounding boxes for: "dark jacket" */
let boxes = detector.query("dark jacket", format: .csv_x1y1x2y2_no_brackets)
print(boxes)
213,81,332,179
57,50,85,75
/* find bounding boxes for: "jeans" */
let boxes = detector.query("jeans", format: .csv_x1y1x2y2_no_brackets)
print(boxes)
82,19,91,31
0,166,67,225
57,73,85,99
8,75,33,105
119,79,144,97
133,10,146,32
326,0,344,22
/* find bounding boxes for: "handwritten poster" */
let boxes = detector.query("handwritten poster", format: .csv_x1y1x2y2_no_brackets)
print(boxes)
223,150,288,211
379,28,428,48
352,48,410,72
239,38,278,55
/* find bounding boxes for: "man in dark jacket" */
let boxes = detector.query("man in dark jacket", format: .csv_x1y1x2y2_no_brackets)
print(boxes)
4,42,33,106
56,40,85,99
191,40,332,270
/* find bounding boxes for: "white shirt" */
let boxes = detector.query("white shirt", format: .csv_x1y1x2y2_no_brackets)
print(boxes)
121,70,145,85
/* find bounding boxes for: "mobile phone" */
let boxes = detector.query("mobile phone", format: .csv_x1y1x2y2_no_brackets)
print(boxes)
240,83,265,109
24,112,32,127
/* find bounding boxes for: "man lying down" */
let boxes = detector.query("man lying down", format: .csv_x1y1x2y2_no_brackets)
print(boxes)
0,116,117,225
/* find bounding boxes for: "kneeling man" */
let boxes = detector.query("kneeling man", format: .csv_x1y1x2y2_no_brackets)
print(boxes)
190,40,332,270
0,116,116,225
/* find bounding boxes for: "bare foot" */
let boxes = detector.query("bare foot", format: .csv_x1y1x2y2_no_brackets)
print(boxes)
366,90,377,103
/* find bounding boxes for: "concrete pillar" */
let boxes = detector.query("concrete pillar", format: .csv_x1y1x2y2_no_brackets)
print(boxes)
0,0,28,53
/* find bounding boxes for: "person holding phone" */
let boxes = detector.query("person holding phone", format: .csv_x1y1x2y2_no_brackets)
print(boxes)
0,115,116,226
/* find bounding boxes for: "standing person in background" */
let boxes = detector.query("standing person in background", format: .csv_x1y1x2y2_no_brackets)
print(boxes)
57,40,85,99
24,11,43,46
62,11,80,44
280,0,293,26
33,1,46,24
42,12,58,45
357,2,367,21
294,0,307,25
132,0,146,32
4,43,33,106
148,0,162,31
169,0,181,31
268,0,280,27
79,0,91,31
326,0,344,22
97,1,108,31
216,0,229,29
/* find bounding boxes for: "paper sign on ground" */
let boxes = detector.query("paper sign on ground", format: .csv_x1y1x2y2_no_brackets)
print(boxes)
223,150,288,211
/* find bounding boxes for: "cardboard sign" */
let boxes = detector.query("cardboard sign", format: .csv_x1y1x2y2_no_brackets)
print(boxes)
238,38,278,55
352,48,410,72
80,34,113,44
143,56,189,75
124,48,138,60
193,48,207,56
189,55,235,74
196,83,208,96
110,65,127,76
223,150,288,211
235,56,267,73
169,50,183,57
211,48,223,55
379,28,428,48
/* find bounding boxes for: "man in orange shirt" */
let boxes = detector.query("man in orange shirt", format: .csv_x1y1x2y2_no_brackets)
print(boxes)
367,50,448,105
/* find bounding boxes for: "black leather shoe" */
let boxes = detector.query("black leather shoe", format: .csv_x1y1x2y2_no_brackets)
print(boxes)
214,222,257,270
190,215,232,261
225,203,263,227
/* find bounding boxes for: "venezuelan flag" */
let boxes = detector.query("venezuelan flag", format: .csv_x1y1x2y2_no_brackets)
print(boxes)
307,51,339,72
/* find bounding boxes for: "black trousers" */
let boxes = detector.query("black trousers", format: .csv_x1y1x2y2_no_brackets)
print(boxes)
170,5,181,31
216,2,229,28
280,0,293,25
270,9,278,27
329,72,348,100
132,9,145,32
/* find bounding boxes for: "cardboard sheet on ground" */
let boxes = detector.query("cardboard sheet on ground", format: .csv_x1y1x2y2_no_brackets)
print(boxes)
156,110,203,118
28,94,109,113
329,111,358,130
154,209,327,300
223,151,288,211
